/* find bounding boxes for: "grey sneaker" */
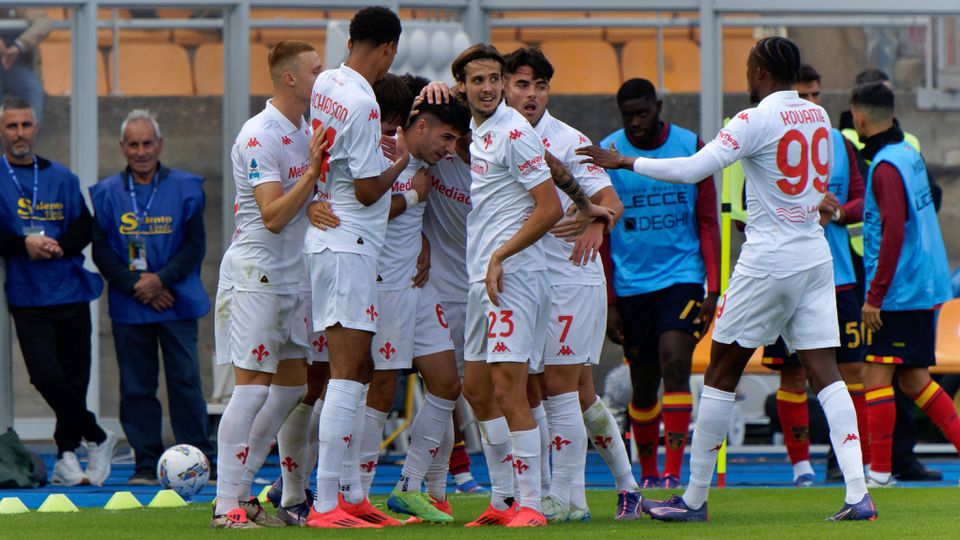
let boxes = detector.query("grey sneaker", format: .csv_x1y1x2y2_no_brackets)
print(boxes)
210,508,262,529
541,494,570,522
277,502,311,526
240,497,286,528
84,430,118,486
866,471,896,488
51,451,87,486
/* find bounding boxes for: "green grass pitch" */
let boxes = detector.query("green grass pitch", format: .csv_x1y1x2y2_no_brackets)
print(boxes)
6,487,959,539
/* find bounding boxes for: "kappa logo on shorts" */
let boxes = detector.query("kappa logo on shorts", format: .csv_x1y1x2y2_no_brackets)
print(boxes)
593,435,612,449
366,305,378,321
492,342,511,353
252,344,270,363
312,335,327,353
512,458,530,475
509,129,523,141
343,434,353,445
281,135,293,146
709,444,723,452
236,446,249,465
557,345,575,356
501,453,513,465
379,342,396,360
281,456,299,472
360,460,376,473
551,436,571,451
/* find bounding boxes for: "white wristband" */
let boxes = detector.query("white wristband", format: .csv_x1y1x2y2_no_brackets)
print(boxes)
403,189,419,209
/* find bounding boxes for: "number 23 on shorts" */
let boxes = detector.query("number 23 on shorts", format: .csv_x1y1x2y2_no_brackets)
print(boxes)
487,310,515,338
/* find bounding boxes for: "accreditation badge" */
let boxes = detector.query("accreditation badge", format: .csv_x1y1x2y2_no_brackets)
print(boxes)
22,226,44,236
128,237,148,271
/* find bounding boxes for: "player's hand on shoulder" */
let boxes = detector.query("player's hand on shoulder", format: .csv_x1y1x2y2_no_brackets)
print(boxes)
575,142,632,171
307,200,339,230
307,122,330,179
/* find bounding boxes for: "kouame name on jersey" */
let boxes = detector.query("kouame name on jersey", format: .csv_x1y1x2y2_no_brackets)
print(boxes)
304,64,389,258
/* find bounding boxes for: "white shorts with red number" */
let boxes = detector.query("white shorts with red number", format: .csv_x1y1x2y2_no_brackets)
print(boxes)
464,270,549,371
544,284,607,366
307,249,379,334
371,282,454,370
713,261,840,351
301,292,328,364
442,300,466,375
214,287,310,373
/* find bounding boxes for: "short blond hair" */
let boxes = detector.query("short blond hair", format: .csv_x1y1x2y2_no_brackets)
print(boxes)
268,40,317,83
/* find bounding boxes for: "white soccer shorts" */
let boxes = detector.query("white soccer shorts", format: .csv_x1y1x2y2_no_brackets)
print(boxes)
301,292,328,364
544,284,607,366
464,270,549,371
306,249,379,334
713,261,840,352
214,287,310,373
371,282,453,370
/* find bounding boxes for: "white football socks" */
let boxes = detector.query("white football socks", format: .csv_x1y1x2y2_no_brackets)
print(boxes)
510,427,543,513
425,416,455,501
582,395,638,493
479,417,515,510
397,393,456,493
338,384,369,504
818,380,868,504
358,406,388,497
277,401,313,507
303,399,322,483
545,391,586,508
314,379,363,513
682,385,735,510
237,384,305,501
215,384,269,515
531,403,551,495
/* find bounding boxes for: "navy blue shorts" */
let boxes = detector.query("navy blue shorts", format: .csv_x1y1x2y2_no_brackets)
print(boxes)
865,309,936,367
763,287,864,369
618,283,706,365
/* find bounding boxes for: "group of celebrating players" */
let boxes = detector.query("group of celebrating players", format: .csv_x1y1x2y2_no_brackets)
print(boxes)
208,4,957,529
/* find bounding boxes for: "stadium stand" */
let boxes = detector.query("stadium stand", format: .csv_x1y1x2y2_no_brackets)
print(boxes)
38,42,109,96
110,43,193,96
194,43,273,96
622,35,701,92
251,9,326,47
539,40,620,94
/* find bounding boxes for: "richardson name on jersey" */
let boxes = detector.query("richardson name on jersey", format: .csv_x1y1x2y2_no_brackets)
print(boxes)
310,91,349,123
431,173,471,205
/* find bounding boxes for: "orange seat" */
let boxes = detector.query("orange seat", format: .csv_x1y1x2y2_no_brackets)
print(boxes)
622,36,700,93
692,322,766,375
251,8,327,47
38,43,109,96
194,43,273,96
111,43,193,96
538,40,619,94
932,299,960,374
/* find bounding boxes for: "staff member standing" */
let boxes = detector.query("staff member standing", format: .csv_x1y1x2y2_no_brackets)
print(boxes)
91,109,211,485
0,96,111,486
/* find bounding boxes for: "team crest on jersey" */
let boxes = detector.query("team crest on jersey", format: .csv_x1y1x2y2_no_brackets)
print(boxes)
248,158,260,180
482,132,493,150
281,135,292,146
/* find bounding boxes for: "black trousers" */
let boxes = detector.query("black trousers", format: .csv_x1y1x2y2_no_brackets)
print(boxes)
11,302,105,456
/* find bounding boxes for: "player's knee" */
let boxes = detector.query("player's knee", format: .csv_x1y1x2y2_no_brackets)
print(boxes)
429,375,461,401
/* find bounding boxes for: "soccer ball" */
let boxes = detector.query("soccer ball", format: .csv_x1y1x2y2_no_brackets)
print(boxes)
157,444,210,499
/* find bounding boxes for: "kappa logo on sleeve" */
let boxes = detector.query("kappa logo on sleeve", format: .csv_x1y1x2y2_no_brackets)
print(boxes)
281,135,293,146
246,137,262,148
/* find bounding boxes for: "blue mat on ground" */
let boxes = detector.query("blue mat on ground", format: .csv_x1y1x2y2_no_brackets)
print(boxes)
2,452,958,509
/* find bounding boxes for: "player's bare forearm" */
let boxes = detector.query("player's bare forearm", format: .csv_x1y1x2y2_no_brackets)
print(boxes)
491,181,563,265
545,151,590,211
256,171,319,234
355,154,410,206
592,186,623,225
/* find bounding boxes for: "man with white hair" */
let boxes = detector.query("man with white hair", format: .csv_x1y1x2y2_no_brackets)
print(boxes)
90,108,213,485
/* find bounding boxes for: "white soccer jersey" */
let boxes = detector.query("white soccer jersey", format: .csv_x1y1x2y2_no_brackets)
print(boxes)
423,154,472,303
219,99,312,294
466,101,552,283
377,157,427,289
702,90,833,278
534,109,611,286
304,64,390,258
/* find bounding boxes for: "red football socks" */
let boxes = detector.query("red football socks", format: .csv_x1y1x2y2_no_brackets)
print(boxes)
661,392,692,478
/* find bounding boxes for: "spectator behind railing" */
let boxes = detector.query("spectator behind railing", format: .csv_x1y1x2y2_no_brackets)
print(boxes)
0,9,50,122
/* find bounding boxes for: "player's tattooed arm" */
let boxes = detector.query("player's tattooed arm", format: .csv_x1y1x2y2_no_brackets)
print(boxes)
544,151,590,210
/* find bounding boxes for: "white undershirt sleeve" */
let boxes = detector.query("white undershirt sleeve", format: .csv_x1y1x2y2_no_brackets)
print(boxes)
631,148,725,185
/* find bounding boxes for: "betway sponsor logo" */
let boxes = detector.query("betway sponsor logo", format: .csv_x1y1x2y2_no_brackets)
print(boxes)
716,130,740,150
470,159,489,176
431,175,471,205
517,154,545,175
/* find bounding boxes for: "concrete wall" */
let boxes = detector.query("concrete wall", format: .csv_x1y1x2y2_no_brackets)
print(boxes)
10,94,960,427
